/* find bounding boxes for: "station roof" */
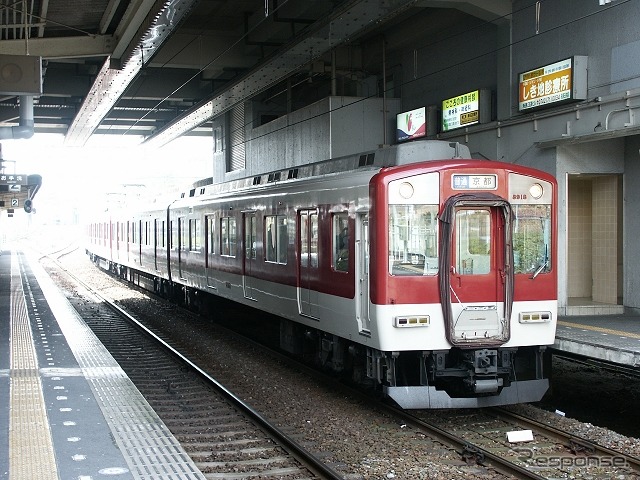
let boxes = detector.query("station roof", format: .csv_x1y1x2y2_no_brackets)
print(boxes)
0,0,509,148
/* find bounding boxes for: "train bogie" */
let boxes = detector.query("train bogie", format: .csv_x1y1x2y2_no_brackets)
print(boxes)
86,141,557,408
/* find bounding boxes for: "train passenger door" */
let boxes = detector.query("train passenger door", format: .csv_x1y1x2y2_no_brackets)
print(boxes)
441,196,513,345
356,213,371,333
298,209,319,318
243,212,257,300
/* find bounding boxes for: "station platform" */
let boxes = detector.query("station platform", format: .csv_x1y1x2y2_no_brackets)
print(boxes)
554,315,640,368
0,249,206,480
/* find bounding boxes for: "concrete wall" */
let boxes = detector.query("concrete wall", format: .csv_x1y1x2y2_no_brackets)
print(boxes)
213,96,401,183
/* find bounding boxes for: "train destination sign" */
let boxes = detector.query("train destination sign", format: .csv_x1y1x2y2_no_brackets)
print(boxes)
518,56,587,112
452,174,497,190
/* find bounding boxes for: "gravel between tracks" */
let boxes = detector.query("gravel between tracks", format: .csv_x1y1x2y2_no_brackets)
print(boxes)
45,246,640,479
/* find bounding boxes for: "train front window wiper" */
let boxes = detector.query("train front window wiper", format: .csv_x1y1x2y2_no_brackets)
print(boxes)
530,244,549,280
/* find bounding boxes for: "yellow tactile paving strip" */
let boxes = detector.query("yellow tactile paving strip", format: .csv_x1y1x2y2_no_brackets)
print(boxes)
9,254,58,480
558,320,640,340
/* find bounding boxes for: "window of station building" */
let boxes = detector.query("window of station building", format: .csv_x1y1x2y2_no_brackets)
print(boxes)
389,205,439,276
221,216,237,257
265,215,288,264
332,213,349,272
189,218,200,251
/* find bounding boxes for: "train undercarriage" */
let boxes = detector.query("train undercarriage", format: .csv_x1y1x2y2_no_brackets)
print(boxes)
280,319,550,408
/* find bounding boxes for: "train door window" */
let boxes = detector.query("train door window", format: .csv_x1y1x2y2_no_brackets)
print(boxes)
512,204,551,274
189,218,200,251
221,216,237,257
209,216,215,255
161,220,165,248
204,215,215,258
245,215,257,260
300,211,319,268
179,217,188,251
170,220,176,250
265,215,288,264
455,209,490,275
389,205,439,275
332,213,349,272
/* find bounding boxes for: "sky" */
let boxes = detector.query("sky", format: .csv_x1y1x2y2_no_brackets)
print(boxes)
1,133,213,225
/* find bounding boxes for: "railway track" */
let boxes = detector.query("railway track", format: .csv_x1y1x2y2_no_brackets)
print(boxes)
41,246,640,480
402,407,640,479
45,250,343,480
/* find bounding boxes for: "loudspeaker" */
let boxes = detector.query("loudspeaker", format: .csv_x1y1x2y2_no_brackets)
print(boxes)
0,54,42,95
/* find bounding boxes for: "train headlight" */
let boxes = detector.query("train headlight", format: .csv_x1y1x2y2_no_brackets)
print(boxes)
399,182,414,199
394,315,430,327
519,311,552,323
529,183,544,200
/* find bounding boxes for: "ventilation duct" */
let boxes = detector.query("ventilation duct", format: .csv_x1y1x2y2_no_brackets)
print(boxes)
0,96,34,140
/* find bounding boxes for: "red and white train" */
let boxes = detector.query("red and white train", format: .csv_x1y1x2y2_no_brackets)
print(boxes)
86,140,557,408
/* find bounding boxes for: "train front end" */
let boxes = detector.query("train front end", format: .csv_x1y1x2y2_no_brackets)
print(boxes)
369,160,557,408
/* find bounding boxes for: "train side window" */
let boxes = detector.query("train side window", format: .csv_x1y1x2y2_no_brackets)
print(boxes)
221,216,237,257
265,215,288,264
389,205,439,276
332,213,349,272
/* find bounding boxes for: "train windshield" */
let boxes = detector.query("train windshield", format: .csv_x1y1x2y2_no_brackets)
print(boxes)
389,205,439,275
512,204,552,275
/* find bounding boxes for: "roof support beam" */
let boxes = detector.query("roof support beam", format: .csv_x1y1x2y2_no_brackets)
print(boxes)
143,0,420,147
64,0,200,146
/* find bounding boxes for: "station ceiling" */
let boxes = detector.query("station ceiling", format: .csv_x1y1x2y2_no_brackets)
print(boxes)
0,0,509,148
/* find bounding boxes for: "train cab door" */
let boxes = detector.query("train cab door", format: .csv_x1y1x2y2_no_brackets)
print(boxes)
243,211,257,300
297,209,319,318
441,195,513,345
355,213,371,333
